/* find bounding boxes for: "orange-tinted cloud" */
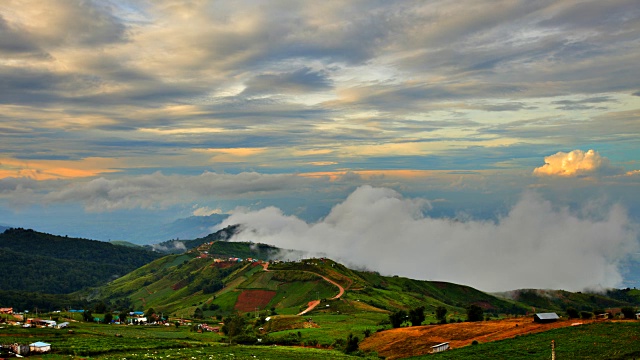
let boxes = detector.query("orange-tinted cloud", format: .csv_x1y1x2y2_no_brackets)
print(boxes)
533,149,624,177
0,157,120,180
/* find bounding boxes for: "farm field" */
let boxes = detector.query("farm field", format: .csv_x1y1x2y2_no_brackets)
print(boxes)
3,318,639,359
413,321,640,359
360,319,640,360
0,321,364,360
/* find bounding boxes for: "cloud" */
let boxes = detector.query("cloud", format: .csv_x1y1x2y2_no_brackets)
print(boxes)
222,186,639,292
41,171,315,211
533,149,625,177
192,206,223,217
5,0,127,48
552,96,614,111
242,68,333,95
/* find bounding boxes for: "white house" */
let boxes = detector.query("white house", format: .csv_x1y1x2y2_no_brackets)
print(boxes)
29,342,51,353
431,342,450,353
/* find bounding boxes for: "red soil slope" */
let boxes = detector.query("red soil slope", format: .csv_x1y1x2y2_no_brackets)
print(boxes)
360,318,595,360
234,290,276,312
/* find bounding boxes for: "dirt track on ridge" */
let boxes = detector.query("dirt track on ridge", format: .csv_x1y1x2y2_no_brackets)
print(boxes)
262,262,345,315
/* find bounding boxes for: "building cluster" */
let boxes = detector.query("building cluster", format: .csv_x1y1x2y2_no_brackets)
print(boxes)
0,342,51,356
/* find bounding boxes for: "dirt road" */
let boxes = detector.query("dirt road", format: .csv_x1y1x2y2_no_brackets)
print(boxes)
262,262,345,315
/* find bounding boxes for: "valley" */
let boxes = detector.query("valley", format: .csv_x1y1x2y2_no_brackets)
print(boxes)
1,227,639,359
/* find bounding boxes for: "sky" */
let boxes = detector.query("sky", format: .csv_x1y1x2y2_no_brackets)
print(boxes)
1,0,639,291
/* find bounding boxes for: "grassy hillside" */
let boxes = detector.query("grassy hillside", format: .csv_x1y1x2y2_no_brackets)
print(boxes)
495,289,634,312
0,228,161,295
91,243,640,324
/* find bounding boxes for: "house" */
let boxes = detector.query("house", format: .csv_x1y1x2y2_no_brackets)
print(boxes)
29,342,51,353
0,307,13,314
431,342,450,353
534,313,559,323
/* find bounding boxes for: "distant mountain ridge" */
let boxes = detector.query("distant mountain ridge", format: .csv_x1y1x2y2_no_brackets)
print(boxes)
145,224,242,254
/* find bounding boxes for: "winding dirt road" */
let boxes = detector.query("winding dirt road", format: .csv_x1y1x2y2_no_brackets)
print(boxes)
261,262,344,315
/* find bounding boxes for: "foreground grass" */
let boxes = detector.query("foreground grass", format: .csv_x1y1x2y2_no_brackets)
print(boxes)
0,322,364,360
411,321,640,360
73,344,360,360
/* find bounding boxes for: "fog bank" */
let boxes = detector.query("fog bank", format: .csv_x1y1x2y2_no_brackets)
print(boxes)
221,186,639,292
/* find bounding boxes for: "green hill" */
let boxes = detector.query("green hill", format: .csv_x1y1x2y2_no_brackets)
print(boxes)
87,240,640,325
494,288,636,312
88,244,532,320
0,228,161,294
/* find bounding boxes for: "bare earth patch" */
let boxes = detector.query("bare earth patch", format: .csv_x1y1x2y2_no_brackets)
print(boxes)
234,289,276,312
360,318,597,359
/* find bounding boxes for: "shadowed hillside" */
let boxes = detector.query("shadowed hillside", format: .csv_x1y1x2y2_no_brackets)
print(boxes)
0,228,161,294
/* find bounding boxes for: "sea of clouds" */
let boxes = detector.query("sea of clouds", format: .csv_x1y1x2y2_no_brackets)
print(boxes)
220,185,639,292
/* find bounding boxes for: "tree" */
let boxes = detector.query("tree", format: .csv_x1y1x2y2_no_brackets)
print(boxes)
389,310,407,328
580,311,593,320
118,310,128,324
466,305,484,322
203,280,224,294
82,309,93,322
221,315,246,344
408,306,425,326
94,301,107,314
103,313,113,324
193,307,204,319
621,307,636,319
435,306,448,324
566,308,579,319
145,307,156,320
344,333,359,354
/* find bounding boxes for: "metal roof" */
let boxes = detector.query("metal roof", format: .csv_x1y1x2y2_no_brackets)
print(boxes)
535,312,559,320
30,342,51,347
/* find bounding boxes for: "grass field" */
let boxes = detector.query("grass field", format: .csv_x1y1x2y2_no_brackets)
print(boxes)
413,321,640,360
2,316,639,359
0,321,367,360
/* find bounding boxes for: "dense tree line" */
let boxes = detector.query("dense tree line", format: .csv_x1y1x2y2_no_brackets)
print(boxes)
0,228,161,294
0,290,90,312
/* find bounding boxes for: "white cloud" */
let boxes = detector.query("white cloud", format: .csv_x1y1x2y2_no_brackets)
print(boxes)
221,185,639,292
192,206,223,217
533,149,625,177
42,171,314,211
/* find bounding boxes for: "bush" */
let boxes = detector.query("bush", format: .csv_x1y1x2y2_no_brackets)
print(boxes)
234,334,258,345
305,339,318,347
436,306,447,323
409,306,425,326
566,308,579,319
580,311,593,320
466,305,484,322
621,307,636,319
389,310,407,328
344,333,359,354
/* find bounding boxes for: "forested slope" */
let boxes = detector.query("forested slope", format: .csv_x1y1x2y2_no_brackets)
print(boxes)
0,228,161,294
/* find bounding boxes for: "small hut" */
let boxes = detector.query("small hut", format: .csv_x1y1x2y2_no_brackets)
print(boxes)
534,313,559,323
29,341,51,353
431,342,450,353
